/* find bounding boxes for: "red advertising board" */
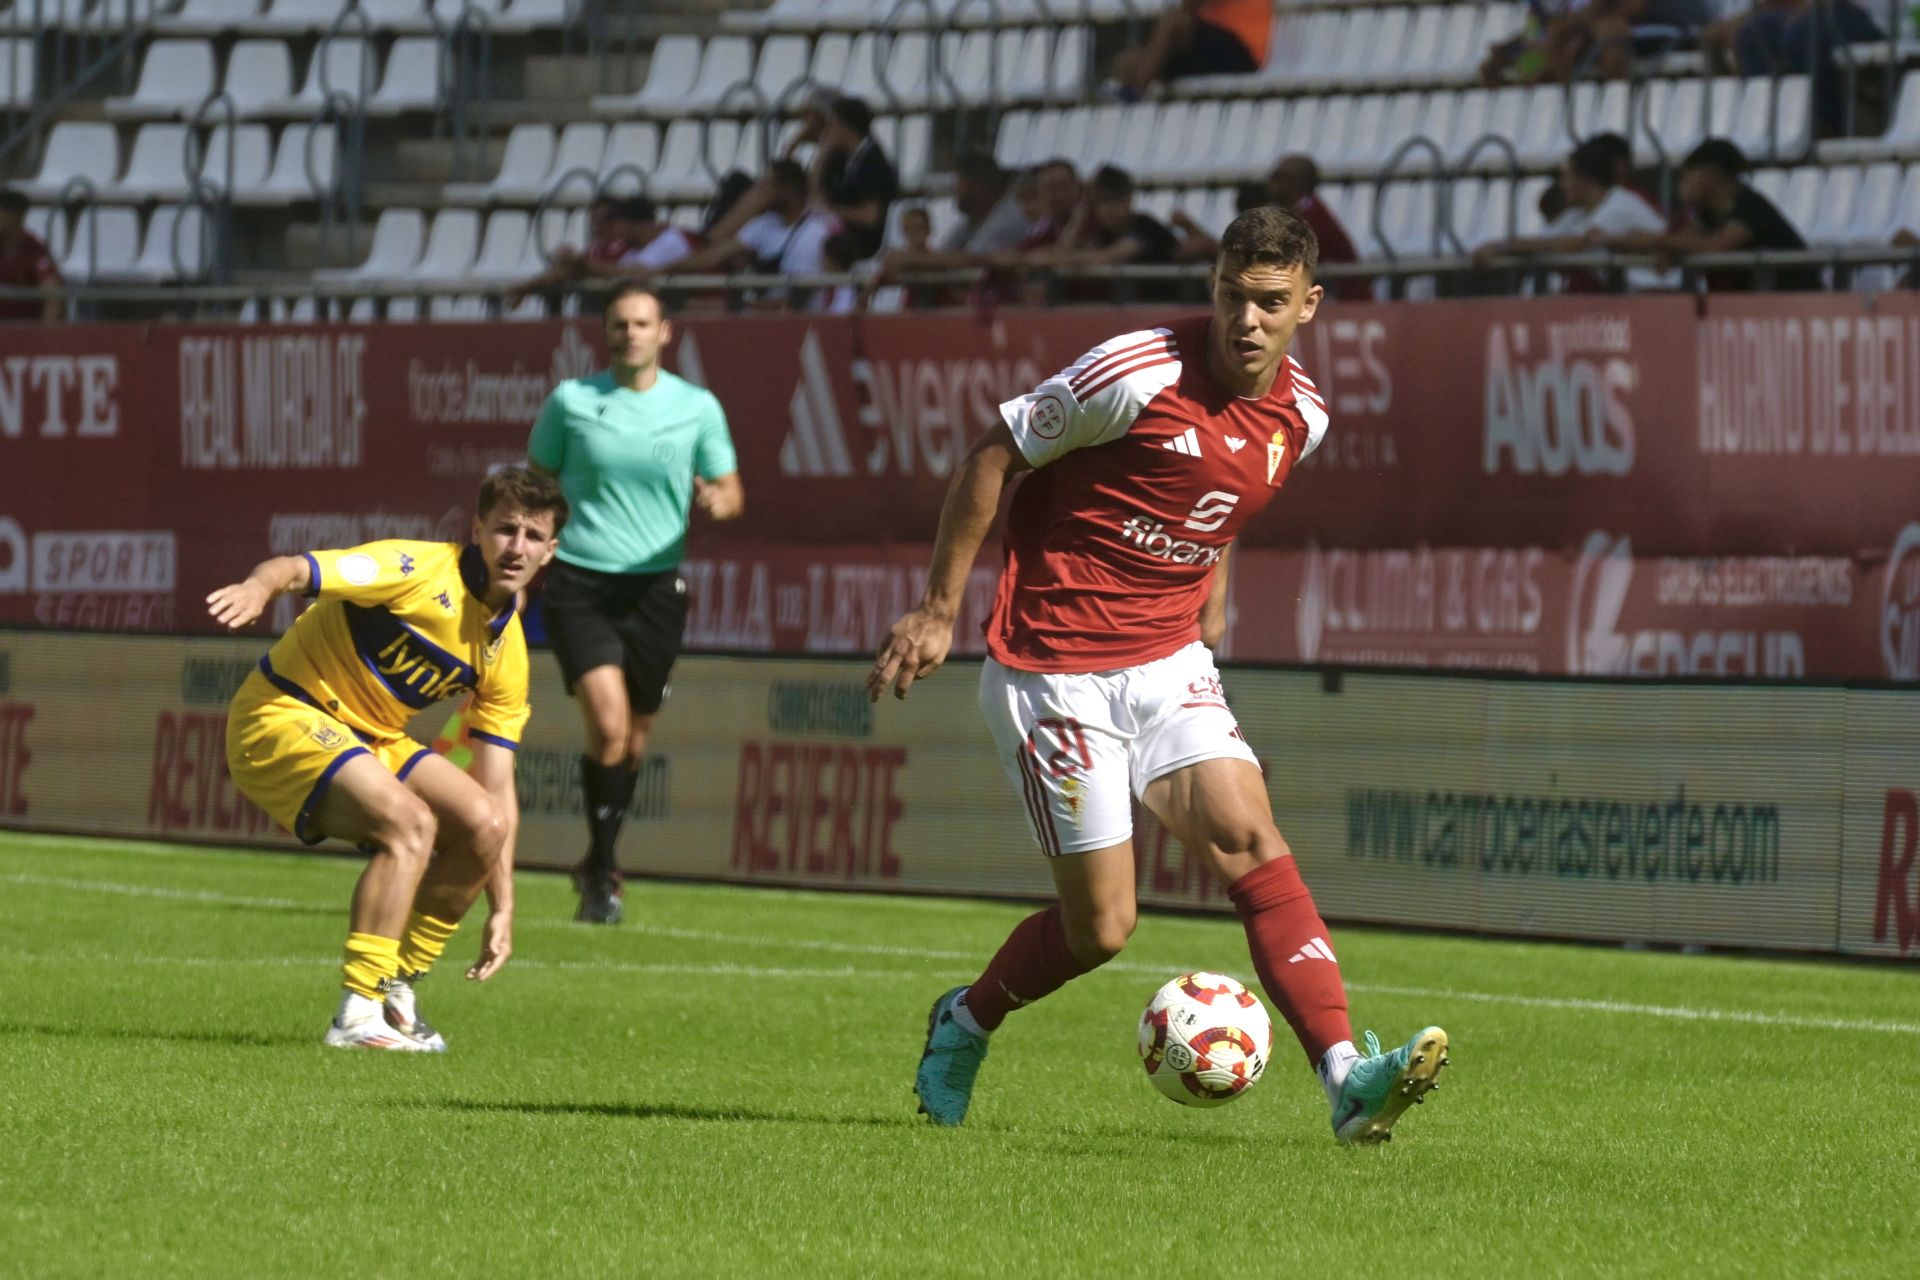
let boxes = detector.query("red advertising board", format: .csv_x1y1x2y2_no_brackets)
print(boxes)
2,296,1916,680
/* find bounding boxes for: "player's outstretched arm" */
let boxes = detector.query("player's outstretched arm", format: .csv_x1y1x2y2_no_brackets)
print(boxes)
465,740,519,982
869,424,1029,703
205,555,311,630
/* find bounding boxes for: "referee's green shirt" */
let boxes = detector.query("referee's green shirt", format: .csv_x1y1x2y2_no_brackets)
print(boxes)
528,369,738,575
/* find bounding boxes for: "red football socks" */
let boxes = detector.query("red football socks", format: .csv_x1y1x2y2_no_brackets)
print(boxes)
1227,856,1354,1064
962,904,1096,1032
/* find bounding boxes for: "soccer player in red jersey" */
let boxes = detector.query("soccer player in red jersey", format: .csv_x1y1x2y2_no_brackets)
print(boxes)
869,206,1449,1143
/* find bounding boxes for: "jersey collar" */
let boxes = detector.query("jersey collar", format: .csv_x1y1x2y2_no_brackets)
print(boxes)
459,543,517,636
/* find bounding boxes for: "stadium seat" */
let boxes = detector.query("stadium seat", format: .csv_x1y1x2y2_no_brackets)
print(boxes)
244,123,338,204
468,209,531,283
807,32,853,94
1,37,35,108
1638,77,1707,166
751,34,813,108
222,41,297,118
1844,161,1901,242
255,39,377,117
537,122,610,203
1775,165,1822,236
1806,165,1860,243
119,204,211,282
51,205,142,280
1818,72,1920,161
444,123,552,203
96,123,192,202
401,208,481,283
646,119,716,202
193,124,275,202
150,0,261,34
315,206,426,280
103,39,217,119
366,37,443,114
502,0,576,30
1567,80,1631,143
254,0,349,33
19,122,121,202
356,0,438,32
590,33,701,117
600,121,664,194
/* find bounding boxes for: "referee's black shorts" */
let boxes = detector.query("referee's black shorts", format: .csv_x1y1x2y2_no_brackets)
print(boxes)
541,560,689,715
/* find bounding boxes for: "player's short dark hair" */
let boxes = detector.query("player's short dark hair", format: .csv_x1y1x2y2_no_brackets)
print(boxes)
1565,139,1617,189
604,280,665,318
1682,138,1747,179
828,95,873,136
1217,204,1319,277
1090,165,1135,199
478,466,569,534
0,188,26,217
768,158,809,195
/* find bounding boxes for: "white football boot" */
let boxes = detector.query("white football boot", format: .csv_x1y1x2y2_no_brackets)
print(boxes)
380,974,448,1052
323,990,434,1051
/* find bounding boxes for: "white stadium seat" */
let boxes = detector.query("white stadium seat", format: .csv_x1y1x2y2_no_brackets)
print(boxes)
1805,165,1860,243
51,205,142,281
2,37,36,108
20,122,121,202
444,123,552,203
751,35,813,107
221,40,297,118
366,37,443,114
468,210,531,284
538,122,610,203
591,33,701,117
315,206,426,280
255,39,377,117
402,208,482,283
600,122,663,194
1843,162,1901,242
242,123,338,204
103,38,217,119
254,0,349,34
97,123,192,201
119,204,210,282
194,124,275,201
1820,72,1920,162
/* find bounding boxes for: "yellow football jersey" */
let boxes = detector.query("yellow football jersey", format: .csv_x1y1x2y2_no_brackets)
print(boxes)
254,540,530,749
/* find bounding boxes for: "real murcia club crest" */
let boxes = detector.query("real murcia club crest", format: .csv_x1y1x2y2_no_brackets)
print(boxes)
1265,432,1288,485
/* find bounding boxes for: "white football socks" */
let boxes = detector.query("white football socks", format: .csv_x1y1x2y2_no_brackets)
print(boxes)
1317,1040,1361,1107
950,988,988,1039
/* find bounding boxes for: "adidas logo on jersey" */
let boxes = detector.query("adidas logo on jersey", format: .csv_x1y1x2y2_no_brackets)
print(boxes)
1161,427,1203,457
1118,517,1223,566
1287,936,1338,964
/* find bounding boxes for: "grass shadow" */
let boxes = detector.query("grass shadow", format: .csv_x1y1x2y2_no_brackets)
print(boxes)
0,1019,311,1050
404,1097,913,1129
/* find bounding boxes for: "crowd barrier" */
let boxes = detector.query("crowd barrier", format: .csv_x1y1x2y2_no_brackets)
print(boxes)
0,629,1913,960
3,295,1917,679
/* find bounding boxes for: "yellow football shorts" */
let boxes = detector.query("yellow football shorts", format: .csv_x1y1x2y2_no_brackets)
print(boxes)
226,671,431,845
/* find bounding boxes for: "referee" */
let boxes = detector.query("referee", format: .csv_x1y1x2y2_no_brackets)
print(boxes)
528,282,743,924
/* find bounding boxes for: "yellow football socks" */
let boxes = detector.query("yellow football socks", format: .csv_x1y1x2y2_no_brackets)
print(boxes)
396,912,459,979
341,932,402,999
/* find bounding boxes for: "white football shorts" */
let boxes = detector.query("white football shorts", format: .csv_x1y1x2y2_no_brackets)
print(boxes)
978,641,1259,856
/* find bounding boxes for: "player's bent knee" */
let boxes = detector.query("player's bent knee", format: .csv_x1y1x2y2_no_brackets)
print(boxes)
467,805,509,863
378,795,438,863
1068,907,1137,966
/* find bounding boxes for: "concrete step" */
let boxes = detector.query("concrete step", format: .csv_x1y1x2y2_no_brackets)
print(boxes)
524,53,645,101
283,221,373,272
389,137,507,185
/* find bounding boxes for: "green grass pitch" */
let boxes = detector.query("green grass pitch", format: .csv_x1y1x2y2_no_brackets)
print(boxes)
2,831,1915,1277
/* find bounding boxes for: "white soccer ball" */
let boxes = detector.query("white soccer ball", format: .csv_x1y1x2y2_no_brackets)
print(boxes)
1138,972,1274,1107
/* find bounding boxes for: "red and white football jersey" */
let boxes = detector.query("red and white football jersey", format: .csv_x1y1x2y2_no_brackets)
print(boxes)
987,316,1329,673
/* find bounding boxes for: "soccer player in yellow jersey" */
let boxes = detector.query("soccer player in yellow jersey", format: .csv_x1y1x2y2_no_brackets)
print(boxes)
209,468,567,1051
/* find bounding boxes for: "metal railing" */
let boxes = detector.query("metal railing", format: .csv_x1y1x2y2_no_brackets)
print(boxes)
0,0,163,170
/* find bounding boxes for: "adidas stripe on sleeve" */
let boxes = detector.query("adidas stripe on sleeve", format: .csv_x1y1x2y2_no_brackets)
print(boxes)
999,328,1183,469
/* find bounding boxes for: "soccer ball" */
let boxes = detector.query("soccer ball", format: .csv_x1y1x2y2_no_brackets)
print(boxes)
1138,972,1274,1107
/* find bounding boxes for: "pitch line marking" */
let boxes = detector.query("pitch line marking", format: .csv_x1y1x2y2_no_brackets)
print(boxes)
4,873,1913,1038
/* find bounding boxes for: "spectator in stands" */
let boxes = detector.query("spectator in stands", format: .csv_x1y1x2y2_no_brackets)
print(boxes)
674,159,835,292
1103,0,1272,101
1266,155,1365,301
897,205,933,255
508,198,690,304
1472,137,1668,288
0,188,65,323
1483,0,1711,83
1584,131,1667,219
814,230,866,315
872,152,1031,286
811,95,898,259
1011,159,1082,253
1589,138,1819,290
1047,165,1177,268
1167,181,1270,262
